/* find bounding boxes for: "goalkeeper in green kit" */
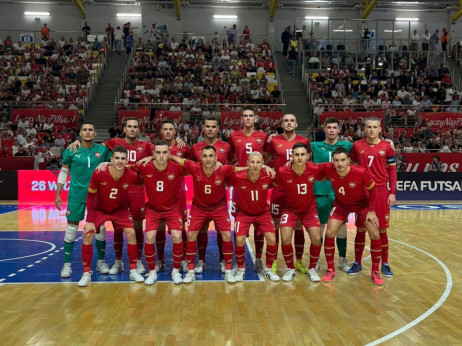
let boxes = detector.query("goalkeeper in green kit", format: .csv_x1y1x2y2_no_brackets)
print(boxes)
55,122,111,278
310,117,353,272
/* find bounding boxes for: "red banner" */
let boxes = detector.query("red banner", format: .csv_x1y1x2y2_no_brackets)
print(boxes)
12,109,79,129
221,111,242,130
420,112,462,130
118,110,151,130
154,110,183,127
258,111,284,129
402,153,462,172
320,111,385,126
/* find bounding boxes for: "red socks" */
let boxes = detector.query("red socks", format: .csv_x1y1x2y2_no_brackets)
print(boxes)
281,244,295,269
197,231,208,262
294,228,305,261
186,240,197,271
113,229,124,260
156,229,166,263
135,228,143,260
265,244,278,269
172,242,183,269
127,243,138,270
324,237,336,271
370,238,382,272
380,232,389,264
309,244,322,269
82,243,92,272
217,231,224,262
235,244,245,268
222,240,233,270
354,230,367,265
144,242,156,271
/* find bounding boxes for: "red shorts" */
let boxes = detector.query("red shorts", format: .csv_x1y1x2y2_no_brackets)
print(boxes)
375,186,391,229
177,192,188,224
128,193,145,221
91,208,134,231
270,188,285,218
280,205,321,229
234,211,275,237
329,202,368,228
188,203,231,232
145,205,183,232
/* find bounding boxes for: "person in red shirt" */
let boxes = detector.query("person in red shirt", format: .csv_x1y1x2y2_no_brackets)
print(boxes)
318,147,384,286
228,107,268,273
77,146,144,287
265,114,310,274
131,140,186,285
230,152,280,282
349,116,397,278
242,25,251,41
278,143,323,282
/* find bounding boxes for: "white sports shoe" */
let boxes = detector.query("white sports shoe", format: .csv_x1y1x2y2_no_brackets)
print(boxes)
181,260,189,273
224,270,237,283
145,271,157,286
61,263,72,278
254,258,265,274
282,268,296,282
130,269,145,283
264,269,281,282
234,268,245,282
194,260,206,274
77,272,92,287
183,270,195,284
338,257,352,272
172,269,183,285
109,260,124,274
219,260,226,274
136,260,146,274
96,260,109,274
155,262,166,273
307,268,321,282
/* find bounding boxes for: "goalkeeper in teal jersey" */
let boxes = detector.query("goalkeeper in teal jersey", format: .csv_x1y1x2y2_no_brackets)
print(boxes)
310,117,353,272
55,122,111,278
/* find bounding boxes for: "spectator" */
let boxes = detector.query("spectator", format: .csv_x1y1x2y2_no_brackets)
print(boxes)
17,116,29,131
429,155,442,172
227,24,237,44
430,29,439,51
451,139,462,152
105,23,115,49
426,138,440,152
314,125,326,142
54,133,66,148
281,26,292,56
422,29,431,51
82,22,91,42
441,28,449,56
287,46,297,77
41,23,50,42
14,145,28,156
42,118,54,133
114,26,123,54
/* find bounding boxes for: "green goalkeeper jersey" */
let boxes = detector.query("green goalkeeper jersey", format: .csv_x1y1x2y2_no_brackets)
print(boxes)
62,143,111,203
310,140,353,196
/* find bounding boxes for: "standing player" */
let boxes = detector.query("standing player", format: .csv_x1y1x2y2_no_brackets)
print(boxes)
230,152,280,282
77,146,144,287
310,117,353,272
131,140,186,285
278,143,323,282
189,115,233,274
266,114,310,274
228,107,268,274
349,116,397,278
55,122,111,278
318,147,384,286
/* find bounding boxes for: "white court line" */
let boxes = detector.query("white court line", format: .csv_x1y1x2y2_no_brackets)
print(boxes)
0,239,56,262
366,239,453,345
245,238,265,282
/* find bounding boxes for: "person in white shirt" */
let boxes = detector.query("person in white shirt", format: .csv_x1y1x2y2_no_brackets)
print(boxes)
445,85,456,103
363,95,373,109
17,117,29,131
170,37,179,50
26,123,37,136
410,30,419,52
422,29,431,51
397,86,408,100
17,130,27,145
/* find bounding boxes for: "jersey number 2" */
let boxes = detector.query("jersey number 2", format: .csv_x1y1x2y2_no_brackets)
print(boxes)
109,188,118,199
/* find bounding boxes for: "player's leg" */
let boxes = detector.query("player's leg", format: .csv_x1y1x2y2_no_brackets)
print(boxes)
183,207,206,283
280,211,297,281
376,187,393,277
195,223,209,273
144,207,160,285
363,216,384,286
95,225,109,274
294,220,307,274
322,212,344,283
306,226,322,282
259,213,280,282
128,194,146,273
214,206,235,283
270,189,284,273
78,223,96,287
336,223,351,272
233,214,250,282
167,209,185,285
61,200,85,278
348,226,367,276
178,196,189,273
155,222,166,272
379,228,393,277
253,225,265,274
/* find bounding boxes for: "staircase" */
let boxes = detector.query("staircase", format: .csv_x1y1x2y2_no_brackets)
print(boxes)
86,52,126,141
275,52,312,132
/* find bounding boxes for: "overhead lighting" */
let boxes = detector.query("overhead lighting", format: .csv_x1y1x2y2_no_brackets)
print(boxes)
116,13,141,17
395,17,419,21
305,16,329,20
24,11,50,16
333,29,353,32
213,15,238,19
384,30,403,32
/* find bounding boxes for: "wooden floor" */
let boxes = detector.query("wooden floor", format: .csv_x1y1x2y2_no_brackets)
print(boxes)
0,201,461,345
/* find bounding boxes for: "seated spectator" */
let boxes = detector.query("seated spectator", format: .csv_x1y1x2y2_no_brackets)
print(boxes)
14,145,28,156
0,145,10,157
429,155,442,172
426,138,440,152
451,139,462,152
54,133,66,147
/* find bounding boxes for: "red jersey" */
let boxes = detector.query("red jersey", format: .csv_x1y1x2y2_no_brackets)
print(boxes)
318,163,376,212
189,139,232,164
183,161,234,209
350,139,397,194
104,138,154,194
265,134,310,171
86,166,140,220
131,161,184,212
229,130,268,166
170,141,190,196
230,171,274,215
277,163,323,214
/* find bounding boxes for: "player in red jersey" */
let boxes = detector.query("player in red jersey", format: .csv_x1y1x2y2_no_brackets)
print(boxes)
349,116,397,278
131,140,186,285
277,143,323,282
229,152,280,282
228,107,269,274
154,119,190,273
265,114,310,274
318,147,384,286
189,115,233,274
77,146,145,287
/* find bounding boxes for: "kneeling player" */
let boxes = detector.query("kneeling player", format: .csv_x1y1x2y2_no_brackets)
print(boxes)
319,147,384,286
230,152,280,282
78,146,144,287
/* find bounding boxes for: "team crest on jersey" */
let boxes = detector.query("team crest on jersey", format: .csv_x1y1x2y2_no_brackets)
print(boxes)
256,138,262,144
379,150,385,156
178,218,183,223
176,152,183,157
308,176,314,183
226,218,231,224
215,179,222,185
95,152,101,158
219,148,225,153
137,147,143,152
360,150,366,154
101,182,107,185
129,215,133,222
123,184,129,189
262,184,268,190
315,214,319,219
349,182,356,188
168,174,175,180
146,174,153,178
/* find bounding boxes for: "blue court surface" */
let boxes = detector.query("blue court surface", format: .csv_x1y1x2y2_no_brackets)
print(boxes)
391,204,462,210
0,231,261,284
0,205,18,215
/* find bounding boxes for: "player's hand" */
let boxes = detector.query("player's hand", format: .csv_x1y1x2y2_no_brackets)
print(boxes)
385,138,395,151
267,133,276,143
366,211,379,229
175,137,186,148
84,222,96,234
138,156,153,166
96,162,110,171
285,160,292,167
388,194,396,207
67,140,81,153
263,165,276,178
55,195,62,211
215,161,223,170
